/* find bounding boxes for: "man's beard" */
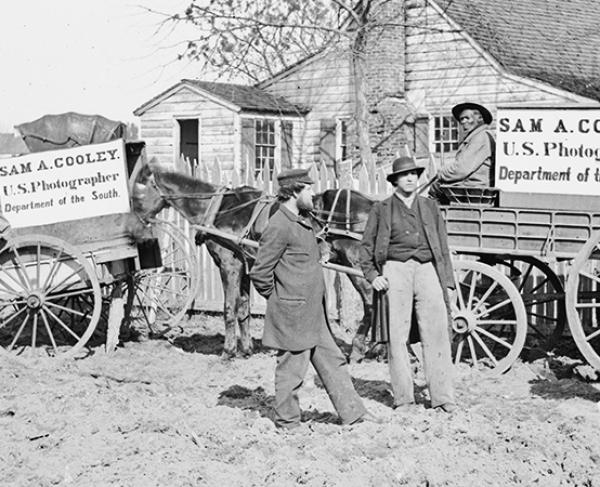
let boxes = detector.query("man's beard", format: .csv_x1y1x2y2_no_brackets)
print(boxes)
297,197,314,212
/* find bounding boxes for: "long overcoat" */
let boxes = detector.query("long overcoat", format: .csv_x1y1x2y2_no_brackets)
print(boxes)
359,195,454,291
249,205,326,351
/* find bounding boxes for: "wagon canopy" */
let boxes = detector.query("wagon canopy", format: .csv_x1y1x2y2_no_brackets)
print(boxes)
15,112,126,153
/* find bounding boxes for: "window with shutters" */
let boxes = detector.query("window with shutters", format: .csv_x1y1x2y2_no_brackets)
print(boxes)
433,116,459,154
255,119,276,178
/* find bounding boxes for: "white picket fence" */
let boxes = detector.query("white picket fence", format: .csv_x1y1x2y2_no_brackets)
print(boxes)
158,149,425,314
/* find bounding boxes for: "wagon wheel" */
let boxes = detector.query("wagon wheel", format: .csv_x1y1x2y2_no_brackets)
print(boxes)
478,255,565,353
565,230,600,370
451,260,527,375
0,235,101,358
130,220,198,336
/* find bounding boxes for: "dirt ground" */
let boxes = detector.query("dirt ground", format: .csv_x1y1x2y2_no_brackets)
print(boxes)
2,314,600,487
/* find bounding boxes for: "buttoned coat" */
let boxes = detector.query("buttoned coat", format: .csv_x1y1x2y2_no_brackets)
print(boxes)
359,195,454,291
438,124,494,186
249,205,326,351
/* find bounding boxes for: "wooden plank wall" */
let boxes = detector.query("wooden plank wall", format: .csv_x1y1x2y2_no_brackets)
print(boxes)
405,1,581,122
140,87,236,170
260,48,355,165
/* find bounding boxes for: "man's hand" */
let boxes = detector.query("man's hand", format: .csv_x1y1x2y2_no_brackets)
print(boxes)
372,276,389,292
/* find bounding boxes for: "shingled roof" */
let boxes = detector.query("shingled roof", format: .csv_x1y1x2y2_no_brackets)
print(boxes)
134,79,309,116
436,0,600,100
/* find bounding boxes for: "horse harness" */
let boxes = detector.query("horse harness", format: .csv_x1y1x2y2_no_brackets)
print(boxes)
313,188,364,241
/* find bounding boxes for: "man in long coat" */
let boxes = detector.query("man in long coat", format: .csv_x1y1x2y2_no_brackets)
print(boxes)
360,157,456,412
250,168,379,429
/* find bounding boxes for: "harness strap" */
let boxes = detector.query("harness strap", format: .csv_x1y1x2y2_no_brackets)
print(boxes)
237,196,275,245
324,188,354,236
200,186,228,227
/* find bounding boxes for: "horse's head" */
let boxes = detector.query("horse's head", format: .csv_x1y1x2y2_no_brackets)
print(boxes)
130,159,167,222
148,165,223,225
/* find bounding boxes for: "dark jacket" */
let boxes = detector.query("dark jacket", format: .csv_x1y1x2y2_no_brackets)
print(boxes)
359,195,454,290
249,205,326,351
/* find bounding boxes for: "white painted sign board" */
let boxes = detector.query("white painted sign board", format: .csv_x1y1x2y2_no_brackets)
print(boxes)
496,107,600,195
0,139,130,228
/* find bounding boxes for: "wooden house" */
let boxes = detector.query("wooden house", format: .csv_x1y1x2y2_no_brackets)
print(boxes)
260,0,600,172
134,0,600,180
133,80,308,180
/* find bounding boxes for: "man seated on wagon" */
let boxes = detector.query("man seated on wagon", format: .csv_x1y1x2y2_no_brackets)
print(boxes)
434,101,495,190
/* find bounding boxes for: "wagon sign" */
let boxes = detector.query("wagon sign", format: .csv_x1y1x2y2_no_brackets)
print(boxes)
496,107,600,197
0,139,130,228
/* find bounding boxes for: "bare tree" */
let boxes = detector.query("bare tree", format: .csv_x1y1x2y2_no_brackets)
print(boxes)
153,0,399,175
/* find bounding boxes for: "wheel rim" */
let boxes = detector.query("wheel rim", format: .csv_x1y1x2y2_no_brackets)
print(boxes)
452,260,527,375
0,235,101,358
479,255,565,353
565,230,600,370
131,219,198,333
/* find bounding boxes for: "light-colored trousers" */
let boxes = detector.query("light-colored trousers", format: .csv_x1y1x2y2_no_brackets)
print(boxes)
383,259,455,408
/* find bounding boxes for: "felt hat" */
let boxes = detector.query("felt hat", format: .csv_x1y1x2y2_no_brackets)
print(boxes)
386,157,425,183
451,102,493,125
276,168,314,186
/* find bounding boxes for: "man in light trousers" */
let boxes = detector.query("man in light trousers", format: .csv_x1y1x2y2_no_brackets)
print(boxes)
360,157,456,412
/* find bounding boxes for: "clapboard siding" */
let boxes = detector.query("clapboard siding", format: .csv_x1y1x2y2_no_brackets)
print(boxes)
262,50,353,164
138,86,238,168
405,1,588,122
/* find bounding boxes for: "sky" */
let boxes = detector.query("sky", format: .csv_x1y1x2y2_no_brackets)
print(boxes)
0,1,207,133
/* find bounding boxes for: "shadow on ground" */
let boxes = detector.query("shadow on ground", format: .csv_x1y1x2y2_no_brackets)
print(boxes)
169,333,262,356
217,385,339,425
529,378,600,402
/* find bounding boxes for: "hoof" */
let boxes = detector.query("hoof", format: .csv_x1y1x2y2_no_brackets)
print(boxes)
348,349,365,364
221,350,237,361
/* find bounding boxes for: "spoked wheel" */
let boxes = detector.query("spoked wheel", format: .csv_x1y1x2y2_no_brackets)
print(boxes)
565,230,600,370
451,260,527,375
0,235,101,358
130,220,198,336
478,255,565,353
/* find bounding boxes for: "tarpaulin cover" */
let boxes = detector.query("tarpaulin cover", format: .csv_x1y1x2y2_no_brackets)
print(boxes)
15,112,126,153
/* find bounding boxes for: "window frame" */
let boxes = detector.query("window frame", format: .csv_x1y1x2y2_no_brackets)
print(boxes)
254,118,277,178
432,115,460,155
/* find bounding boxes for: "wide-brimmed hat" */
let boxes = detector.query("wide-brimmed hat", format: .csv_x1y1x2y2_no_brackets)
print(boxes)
276,168,314,186
386,157,425,183
452,102,493,125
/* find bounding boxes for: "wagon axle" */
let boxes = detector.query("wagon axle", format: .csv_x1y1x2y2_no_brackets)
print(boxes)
25,292,44,311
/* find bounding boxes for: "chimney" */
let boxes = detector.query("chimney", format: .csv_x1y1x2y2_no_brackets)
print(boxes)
364,0,410,166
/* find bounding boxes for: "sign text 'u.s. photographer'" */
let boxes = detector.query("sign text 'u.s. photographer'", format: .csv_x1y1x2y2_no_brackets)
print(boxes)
0,139,130,228
496,107,600,195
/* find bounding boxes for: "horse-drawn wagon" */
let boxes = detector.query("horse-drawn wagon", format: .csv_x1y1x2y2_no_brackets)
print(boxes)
0,114,198,358
438,105,600,375
131,105,600,377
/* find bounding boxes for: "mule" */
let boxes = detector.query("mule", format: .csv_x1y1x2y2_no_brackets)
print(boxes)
133,163,376,360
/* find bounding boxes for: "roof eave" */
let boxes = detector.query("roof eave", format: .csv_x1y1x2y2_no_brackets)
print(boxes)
133,80,241,116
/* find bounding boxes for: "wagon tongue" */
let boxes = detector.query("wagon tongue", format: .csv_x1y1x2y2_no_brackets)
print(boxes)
15,112,125,153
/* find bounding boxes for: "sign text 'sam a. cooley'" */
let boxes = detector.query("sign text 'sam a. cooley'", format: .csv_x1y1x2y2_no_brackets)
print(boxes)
495,107,600,196
0,139,130,228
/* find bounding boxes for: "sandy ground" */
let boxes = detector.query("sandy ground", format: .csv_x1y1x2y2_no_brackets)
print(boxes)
2,314,600,487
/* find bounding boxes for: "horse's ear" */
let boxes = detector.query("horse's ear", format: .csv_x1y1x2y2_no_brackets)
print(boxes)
147,157,172,175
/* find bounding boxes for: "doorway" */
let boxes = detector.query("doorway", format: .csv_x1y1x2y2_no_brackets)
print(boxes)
177,119,199,173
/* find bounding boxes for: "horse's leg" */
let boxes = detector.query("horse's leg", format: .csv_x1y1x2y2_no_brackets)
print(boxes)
329,239,374,363
206,241,241,359
345,274,374,363
237,271,253,357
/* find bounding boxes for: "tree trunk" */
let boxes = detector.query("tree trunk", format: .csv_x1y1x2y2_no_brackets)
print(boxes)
351,31,376,188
